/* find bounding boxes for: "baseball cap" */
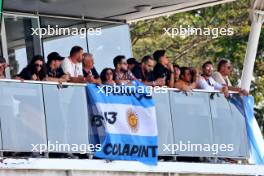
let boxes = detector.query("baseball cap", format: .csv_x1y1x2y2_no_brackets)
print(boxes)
47,52,64,62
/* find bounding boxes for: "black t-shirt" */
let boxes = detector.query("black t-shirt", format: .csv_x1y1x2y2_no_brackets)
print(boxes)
153,63,170,82
18,67,46,81
47,66,65,78
83,67,99,79
132,65,155,82
17,67,32,80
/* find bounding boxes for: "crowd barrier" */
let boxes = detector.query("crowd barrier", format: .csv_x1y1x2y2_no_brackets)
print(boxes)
0,80,249,159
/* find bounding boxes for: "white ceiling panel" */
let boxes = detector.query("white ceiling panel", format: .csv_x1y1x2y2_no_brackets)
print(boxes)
3,0,235,22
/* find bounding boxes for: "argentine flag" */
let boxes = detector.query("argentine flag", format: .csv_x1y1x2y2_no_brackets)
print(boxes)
86,82,158,165
230,95,264,164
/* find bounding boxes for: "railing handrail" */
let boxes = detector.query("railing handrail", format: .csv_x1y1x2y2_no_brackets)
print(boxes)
0,79,241,94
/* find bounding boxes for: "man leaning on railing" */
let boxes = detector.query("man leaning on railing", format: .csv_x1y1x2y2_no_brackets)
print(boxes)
197,61,248,97
212,59,248,95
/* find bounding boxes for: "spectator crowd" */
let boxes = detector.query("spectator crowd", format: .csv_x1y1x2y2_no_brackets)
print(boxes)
0,45,248,96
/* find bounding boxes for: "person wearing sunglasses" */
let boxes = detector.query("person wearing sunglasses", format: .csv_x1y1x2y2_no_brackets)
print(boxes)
0,57,8,79
197,61,229,97
113,55,136,84
212,59,248,95
212,59,233,87
16,55,47,81
100,68,115,85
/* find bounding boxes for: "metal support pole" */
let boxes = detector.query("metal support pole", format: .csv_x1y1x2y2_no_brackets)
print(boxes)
241,2,264,92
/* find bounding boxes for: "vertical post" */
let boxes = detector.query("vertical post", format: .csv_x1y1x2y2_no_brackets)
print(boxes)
1,17,11,78
241,18,263,91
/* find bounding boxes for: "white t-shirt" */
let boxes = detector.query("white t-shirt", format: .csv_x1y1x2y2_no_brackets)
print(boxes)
212,72,232,86
62,57,83,77
198,76,223,91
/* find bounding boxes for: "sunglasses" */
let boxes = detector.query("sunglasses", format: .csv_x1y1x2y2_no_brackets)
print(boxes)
106,72,113,75
35,64,43,68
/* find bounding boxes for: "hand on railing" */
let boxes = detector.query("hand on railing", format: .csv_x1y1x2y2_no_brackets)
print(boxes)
239,89,249,96
221,86,229,98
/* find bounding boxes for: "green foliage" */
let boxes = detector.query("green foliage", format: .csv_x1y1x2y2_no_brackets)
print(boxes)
130,0,264,133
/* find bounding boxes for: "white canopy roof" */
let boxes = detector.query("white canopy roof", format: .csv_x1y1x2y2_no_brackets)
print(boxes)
4,0,235,22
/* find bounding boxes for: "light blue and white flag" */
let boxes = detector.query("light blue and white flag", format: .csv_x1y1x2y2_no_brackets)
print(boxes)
230,95,264,164
86,82,158,165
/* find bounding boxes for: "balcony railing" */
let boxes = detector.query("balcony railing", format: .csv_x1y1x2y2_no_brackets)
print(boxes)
0,79,249,159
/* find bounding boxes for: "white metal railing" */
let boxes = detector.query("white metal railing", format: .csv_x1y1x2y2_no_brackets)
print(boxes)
0,79,241,93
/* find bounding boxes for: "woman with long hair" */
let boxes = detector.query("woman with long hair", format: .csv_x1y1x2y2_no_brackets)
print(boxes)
16,55,47,81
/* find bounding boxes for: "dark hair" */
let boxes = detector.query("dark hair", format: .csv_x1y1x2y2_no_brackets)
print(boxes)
202,61,213,69
113,55,125,68
179,67,190,80
0,56,6,64
141,55,153,64
70,46,83,56
100,68,115,83
47,52,64,65
173,64,180,69
153,50,166,62
0,56,6,77
127,58,138,65
28,55,47,80
217,59,229,71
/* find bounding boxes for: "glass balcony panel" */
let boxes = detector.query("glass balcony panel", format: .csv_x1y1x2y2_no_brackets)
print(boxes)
42,84,90,153
153,92,174,155
169,91,214,157
0,82,47,151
